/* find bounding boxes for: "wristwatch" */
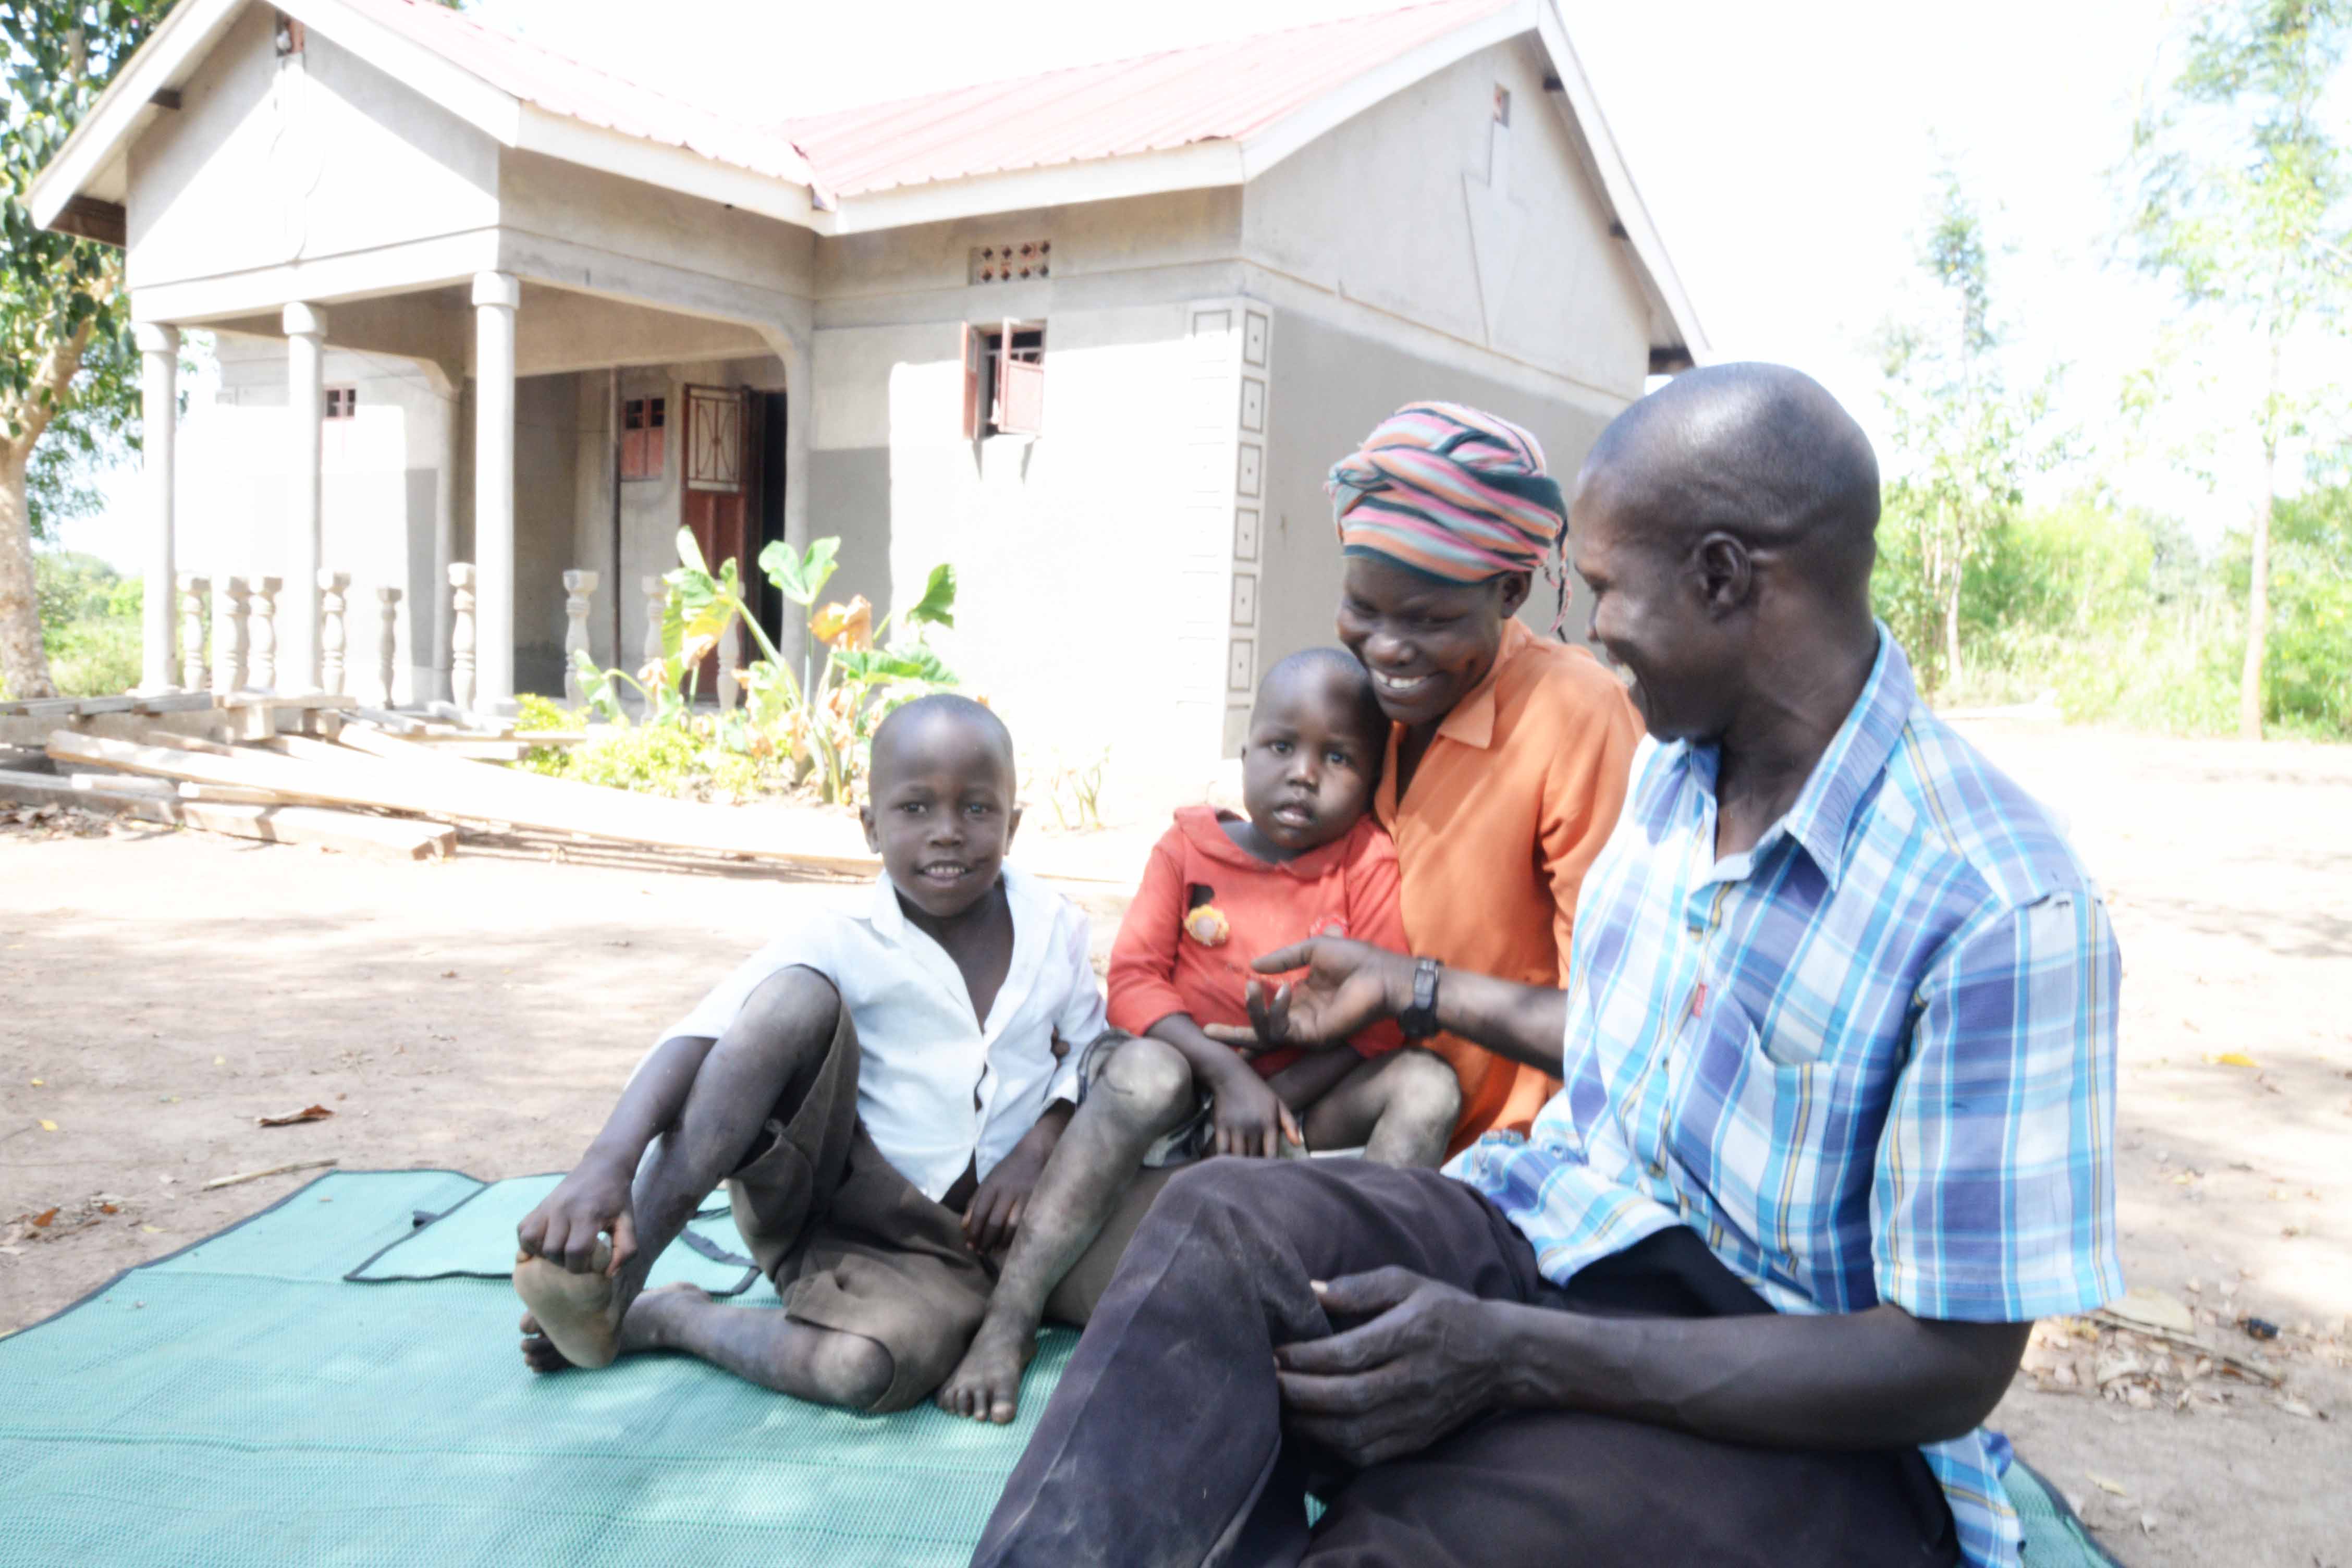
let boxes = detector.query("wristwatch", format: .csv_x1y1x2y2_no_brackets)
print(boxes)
1400,957,1441,1040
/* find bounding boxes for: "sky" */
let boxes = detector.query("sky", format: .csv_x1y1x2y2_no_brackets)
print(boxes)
57,0,2333,564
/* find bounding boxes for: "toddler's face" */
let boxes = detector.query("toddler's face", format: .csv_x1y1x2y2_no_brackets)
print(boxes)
1240,667,1381,854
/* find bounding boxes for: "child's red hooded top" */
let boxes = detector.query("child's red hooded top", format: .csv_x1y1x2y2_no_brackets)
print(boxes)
1106,806,1408,1078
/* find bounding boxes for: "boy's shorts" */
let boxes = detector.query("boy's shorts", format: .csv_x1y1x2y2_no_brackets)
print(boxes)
721,1003,994,1414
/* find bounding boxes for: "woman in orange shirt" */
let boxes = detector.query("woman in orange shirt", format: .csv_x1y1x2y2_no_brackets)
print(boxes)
1321,401,1640,1153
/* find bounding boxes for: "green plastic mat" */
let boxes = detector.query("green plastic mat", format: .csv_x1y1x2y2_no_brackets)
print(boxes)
0,1170,1071,1568
345,1172,760,1298
0,1168,2122,1567
2008,1458,2131,1566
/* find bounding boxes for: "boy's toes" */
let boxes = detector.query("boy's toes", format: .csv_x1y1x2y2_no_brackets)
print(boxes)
988,1391,1018,1425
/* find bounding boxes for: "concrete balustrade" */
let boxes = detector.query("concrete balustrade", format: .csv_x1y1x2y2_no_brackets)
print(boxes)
177,575,207,693
449,562,477,714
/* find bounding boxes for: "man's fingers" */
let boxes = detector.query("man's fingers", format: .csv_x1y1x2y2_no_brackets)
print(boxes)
1275,1364,1407,1417
1243,979,1274,1041
1276,1309,1415,1377
1251,941,1316,975
1280,1104,1304,1148
1309,1266,1427,1320
607,1212,637,1275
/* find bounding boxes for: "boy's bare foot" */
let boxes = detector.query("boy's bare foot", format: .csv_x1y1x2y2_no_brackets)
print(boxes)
519,1281,712,1373
937,1315,1039,1424
512,1240,627,1369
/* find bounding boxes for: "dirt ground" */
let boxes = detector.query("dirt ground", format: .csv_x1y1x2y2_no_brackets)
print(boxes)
3,720,2347,1566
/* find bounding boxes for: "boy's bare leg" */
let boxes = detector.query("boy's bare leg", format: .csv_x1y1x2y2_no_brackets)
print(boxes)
1295,1046,1461,1168
937,1036,1197,1424
515,966,842,1370
538,1283,891,1409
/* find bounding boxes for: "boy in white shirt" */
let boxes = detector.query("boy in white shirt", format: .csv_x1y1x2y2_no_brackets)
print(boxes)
511,694,1138,1413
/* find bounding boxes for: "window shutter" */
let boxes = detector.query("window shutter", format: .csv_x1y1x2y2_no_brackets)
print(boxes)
960,322,982,440
996,355,1045,436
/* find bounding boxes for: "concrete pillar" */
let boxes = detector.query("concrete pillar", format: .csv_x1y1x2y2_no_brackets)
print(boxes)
471,271,520,713
281,302,328,690
133,323,179,692
781,333,812,657
432,377,459,702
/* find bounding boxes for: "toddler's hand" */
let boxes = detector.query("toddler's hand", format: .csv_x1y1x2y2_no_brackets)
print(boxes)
517,1160,638,1276
1208,1065,1304,1161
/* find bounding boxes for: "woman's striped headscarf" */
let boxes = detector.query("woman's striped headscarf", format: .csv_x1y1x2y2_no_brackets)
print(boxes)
1326,402,1565,587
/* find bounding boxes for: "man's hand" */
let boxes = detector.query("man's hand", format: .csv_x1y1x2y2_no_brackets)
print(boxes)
1273,1267,1508,1468
1205,1060,1304,1160
517,1158,638,1277
1203,938,1415,1056
964,1105,1071,1255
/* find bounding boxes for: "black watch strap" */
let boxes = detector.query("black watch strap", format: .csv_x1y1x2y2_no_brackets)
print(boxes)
1400,957,1440,1039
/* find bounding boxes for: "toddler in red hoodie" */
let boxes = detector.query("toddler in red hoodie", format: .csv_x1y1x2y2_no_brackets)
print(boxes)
1107,647,1460,1162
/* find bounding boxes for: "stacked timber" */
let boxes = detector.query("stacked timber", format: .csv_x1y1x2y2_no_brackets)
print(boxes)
0,693,887,877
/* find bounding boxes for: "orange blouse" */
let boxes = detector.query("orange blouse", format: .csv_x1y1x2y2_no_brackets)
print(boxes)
1375,618,1641,1155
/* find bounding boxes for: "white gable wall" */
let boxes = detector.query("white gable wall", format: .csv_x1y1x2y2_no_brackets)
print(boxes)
125,6,499,294
1242,35,1650,400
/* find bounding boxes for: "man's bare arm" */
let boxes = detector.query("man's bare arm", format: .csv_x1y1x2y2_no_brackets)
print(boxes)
1205,939,1567,1076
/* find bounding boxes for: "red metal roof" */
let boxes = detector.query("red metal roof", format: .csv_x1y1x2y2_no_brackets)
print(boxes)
338,0,817,188
349,0,1517,205
780,0,1517,199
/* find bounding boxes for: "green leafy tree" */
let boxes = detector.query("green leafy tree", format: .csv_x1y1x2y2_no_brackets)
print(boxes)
1873,173,2056,692
0,1,173,699
2127,0,2351,738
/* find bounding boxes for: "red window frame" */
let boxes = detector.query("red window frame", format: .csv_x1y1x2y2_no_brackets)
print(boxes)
621,395,667,481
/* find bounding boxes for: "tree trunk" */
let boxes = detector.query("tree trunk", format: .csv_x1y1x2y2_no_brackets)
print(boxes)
0,446,57,700
2238,441,2275,741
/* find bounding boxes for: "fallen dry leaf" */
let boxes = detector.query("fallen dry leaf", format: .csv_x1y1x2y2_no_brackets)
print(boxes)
2277,1397,2320,1419
38,1120,57,1132
2091,1474,2130,1496
255,1104,335,1128
29,1208,57,1229
2211,1051,2259,1068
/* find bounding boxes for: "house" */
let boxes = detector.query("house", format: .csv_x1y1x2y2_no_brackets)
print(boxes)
31,0,1704,775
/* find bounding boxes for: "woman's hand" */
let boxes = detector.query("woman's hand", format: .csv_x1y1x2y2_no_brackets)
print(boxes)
1203,938,1416,1055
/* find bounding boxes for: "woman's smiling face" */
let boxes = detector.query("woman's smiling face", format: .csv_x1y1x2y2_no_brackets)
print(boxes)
1334,555,1529,730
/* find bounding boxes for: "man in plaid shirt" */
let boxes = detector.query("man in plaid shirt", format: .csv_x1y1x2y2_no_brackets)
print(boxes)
974,363,2121,1568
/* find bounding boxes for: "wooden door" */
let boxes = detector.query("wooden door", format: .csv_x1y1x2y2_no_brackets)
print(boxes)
681,384,753,697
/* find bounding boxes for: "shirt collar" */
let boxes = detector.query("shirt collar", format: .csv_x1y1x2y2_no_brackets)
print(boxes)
866,863,1040,938
1772,626,1914,889
1432,618,1535,752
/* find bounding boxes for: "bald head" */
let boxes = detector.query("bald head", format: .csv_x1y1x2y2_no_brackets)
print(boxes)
869,692,1015,794
1581,363,1880,597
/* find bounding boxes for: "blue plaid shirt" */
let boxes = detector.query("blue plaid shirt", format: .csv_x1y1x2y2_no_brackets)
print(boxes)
1447,630,2122,1568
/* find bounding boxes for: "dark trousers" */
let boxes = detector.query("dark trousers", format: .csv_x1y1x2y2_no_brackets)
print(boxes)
973,1159,1958,1568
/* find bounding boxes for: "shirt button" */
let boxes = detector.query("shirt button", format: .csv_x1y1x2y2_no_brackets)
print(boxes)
1647,1162,1666,1179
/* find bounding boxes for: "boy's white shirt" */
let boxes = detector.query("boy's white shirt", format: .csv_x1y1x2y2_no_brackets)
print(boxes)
656,864,1106,1203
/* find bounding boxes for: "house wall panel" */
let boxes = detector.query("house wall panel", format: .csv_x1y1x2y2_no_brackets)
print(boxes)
1241,36,1648,402
498,151,816,307
125,7,500,291
804,299,1227,777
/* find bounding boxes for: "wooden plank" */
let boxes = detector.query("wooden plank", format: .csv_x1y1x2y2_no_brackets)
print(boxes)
219,691,360,712
70,772,176,798
0,707,236,751
130,693,220,715
45,729,880,875
0,767,452,861
131,729,243,758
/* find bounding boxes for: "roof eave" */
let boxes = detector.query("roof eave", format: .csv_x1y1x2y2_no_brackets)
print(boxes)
28,0,243,230
818,140,1243,236
1530,2,1709,363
